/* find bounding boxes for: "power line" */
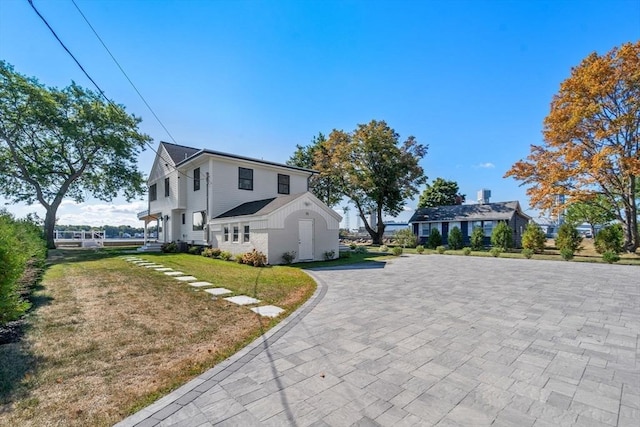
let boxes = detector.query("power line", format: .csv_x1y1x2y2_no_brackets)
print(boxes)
70,0,180,147
27,0,198,182
27,0,108,100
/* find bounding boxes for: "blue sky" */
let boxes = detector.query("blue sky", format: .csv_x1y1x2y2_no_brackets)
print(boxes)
1,0,638,227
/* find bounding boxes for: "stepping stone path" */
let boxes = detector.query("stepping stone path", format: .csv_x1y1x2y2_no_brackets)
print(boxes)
203,287,232,296
250,305,285,318
121,256,284,318
224,295,260,306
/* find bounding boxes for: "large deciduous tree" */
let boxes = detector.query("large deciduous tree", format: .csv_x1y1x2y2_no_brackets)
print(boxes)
505,42,640,252
287,132,342,207
564,196,616,238
418,177,465,208
0,61,151,249
319,120,427,244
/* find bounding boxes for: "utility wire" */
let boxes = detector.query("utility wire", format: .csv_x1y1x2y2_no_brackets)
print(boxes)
27,0,108,100
27,0,199,182
70,0,180,147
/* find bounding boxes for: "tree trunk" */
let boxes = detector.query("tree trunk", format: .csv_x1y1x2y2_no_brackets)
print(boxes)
44,203,60,250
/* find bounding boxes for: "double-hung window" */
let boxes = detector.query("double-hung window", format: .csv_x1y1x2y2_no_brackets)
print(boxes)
164,178,170,197
149,184,157,201
232,226,239,242
238,167,253,190
223,226,229,242
194,167,200,191
243,225,250,243
278,174,290,194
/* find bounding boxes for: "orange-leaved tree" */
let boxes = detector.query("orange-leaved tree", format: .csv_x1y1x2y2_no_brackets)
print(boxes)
505,42,639,252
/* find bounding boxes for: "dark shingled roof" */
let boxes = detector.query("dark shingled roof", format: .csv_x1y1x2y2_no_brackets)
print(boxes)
214,193,308,219
215,198,276,219
161,142,200,164
409,201,527,223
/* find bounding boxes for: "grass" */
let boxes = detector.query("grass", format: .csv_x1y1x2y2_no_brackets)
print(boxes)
0,248,316,426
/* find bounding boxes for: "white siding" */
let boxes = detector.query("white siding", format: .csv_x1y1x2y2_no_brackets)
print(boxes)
267,194,340,231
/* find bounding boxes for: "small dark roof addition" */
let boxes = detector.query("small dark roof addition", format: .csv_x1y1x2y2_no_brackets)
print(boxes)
215,198,277,219
409,201,529,223
161,142,200,164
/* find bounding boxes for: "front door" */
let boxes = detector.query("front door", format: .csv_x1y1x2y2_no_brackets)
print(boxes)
298,219,314,260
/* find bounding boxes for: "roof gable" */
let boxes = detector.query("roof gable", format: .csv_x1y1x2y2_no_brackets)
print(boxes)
409,201,527,223
161,141,200,164
215,198,277,219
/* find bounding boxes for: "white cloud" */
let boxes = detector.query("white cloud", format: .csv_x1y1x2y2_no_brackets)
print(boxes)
475,162,495,169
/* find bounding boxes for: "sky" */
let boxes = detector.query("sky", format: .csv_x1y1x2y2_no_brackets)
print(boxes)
0,0,638,228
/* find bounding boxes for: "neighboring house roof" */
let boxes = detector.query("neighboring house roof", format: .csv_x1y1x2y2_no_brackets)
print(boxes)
215,193,309,219
159,141,316,174
161,142,200,164
409,201,530,223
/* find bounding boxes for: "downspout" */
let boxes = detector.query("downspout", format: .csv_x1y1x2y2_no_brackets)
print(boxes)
205,171,211,243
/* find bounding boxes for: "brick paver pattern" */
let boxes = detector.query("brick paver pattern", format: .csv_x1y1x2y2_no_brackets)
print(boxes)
116,255,640,426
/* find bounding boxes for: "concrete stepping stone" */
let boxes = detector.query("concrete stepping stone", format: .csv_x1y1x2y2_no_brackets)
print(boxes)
189,282,215,288
154,267,173,271
250,305,285,318
174,275,197,282
203,287,232,295
224,295,260,306
164,271,184,276
144,264,163,268
137,263,156,266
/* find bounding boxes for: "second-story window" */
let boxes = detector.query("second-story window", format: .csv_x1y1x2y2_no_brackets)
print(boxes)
149,184,157,201
194,167,200,191
238,167,253,190
164,177,170,197
278,174,290,194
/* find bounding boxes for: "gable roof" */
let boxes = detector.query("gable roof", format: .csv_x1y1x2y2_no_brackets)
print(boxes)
409,201,529,223
161,142,200,164
158,141,315,174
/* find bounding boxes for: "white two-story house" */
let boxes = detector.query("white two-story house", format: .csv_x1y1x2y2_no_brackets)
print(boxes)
138,142,341,264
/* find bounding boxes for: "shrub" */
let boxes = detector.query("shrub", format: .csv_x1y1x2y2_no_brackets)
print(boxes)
188,245,203,255
463,247,471,256
416,245,425,254
349,243,357,250
602,250,620,264
392,246,403,256
560,248,574,260
447,226,464,250
556,223,582,253
522,223,546,253
470,227,485,250
490,247,501,257
522,248,534,259
379,245,389,253
161,242,178,253
427,228,442,249
219,251,233,261
0,213,35,325
236,253,246,264
282,251,296,264
436,245,446,254
323,250,336,261
354,246,368,254
201,247,221,258
339,251,352,259
491,222,513,252
393,228,417,248
595,224,623,254
242,250,267,267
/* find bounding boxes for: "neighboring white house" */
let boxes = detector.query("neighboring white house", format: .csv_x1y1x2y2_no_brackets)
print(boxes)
138,141,341,263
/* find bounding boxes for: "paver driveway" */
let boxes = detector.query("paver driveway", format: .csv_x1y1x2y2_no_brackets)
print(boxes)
117,255,639,426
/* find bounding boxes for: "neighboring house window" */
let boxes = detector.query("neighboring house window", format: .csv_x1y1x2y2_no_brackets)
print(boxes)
243,225,250,242
278,174,290,194
223,226,229,242
164,177,170,197
192,211,205,231
232,226,239,242
470,221,482,231
181,213,185,225
420,223,430,236
194,167,200,191
483,220,495,236
149,184,157,201
238,167,253,190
